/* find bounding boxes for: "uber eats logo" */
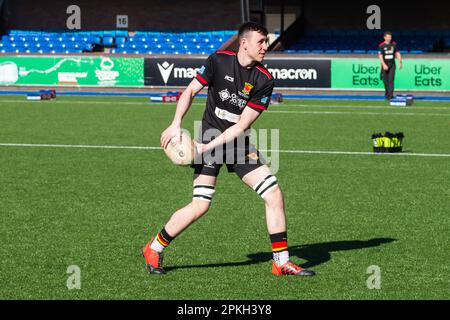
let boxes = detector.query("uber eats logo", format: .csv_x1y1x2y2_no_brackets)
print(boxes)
414,64,442,87
351,63,381,86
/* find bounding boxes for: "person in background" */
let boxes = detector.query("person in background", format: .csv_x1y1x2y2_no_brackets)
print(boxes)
378,31,403,100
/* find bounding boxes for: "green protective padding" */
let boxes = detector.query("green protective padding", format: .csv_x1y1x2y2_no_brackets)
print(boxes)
0,56,144,86
331,59,450,91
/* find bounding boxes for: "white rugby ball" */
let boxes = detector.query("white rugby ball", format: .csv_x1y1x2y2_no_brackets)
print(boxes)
164,131,195,166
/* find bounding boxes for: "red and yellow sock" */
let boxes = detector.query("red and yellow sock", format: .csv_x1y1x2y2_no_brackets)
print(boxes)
150,227,175,253
270,231,290,266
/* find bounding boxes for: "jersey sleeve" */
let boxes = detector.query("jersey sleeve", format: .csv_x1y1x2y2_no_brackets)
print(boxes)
393,42,399,53
195,53,215,86
377,44,383,55
246,79,274,113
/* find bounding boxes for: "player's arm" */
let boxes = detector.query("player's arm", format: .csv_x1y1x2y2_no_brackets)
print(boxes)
160,79,204,148
395,51,403,69
378,52,388,70
200,107,262,154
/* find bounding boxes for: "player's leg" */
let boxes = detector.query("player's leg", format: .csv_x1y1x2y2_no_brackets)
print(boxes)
381,69,390,99
388,66,396,99
238,164,315,276
164,174,216,237
142,173,217,274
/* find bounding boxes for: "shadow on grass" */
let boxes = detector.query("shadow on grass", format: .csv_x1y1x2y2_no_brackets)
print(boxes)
164,237,396,272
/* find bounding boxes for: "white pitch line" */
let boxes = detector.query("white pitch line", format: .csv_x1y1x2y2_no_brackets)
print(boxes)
1,143,449,158
2,98,450,112
0,99,193,106
0,143,161,150
266,110,450,116
260,149,450,158
1,99,449,116
291,103,450,111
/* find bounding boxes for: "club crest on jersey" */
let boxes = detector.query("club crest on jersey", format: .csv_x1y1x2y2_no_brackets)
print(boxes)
242,82,254,96
218,88,231,101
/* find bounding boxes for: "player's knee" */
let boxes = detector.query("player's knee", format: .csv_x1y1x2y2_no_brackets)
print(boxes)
192,184,215,217
263,185,284,209
192,200,211,218
252,175,281,201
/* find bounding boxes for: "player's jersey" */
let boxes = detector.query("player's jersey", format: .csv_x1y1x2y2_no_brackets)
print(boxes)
195,50,274,133
378,41,398,67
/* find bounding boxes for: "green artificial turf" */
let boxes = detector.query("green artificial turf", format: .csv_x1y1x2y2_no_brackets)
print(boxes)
0,95,449,299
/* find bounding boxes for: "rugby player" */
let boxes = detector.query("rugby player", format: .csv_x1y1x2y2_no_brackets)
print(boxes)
142,22,315,277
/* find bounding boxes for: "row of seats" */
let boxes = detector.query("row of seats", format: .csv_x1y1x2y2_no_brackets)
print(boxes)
303,29,450,37
285,30,448,53
285,49,425,54
0,29,235,55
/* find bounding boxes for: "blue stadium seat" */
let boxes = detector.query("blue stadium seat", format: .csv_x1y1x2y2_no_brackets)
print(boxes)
102,36,114,46
115,37,126,45
0,29,251,55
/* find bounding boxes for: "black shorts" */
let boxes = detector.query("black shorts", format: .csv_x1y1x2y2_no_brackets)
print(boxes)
191,122,266,179
191,144,266,179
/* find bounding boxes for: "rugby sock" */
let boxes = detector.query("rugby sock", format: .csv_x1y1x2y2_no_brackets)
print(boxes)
150,227,175,253
270,231,290,266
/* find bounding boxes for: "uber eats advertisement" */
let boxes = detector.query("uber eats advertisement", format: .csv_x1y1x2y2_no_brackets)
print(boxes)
331,59,450,90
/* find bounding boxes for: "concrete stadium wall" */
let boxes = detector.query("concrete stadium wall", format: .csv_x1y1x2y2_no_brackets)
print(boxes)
1,0,241,31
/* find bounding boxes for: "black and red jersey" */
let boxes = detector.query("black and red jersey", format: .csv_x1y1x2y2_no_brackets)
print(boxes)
195,50,274,133
378,41,398,67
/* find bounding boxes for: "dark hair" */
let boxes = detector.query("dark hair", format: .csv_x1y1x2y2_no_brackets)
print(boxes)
384,31,392,37
238,21,269,42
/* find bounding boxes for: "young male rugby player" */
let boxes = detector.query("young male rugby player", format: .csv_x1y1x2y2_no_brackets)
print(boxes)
142,22,315,277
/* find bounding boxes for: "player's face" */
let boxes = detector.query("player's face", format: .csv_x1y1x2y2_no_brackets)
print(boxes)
243,31,268,62
384,34,392,44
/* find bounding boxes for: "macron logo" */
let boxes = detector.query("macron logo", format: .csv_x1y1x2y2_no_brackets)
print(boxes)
157,61,175,85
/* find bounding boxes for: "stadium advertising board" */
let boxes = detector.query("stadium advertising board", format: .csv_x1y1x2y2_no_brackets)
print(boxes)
144,57,332,88
331,59,450,90
0,56,144,86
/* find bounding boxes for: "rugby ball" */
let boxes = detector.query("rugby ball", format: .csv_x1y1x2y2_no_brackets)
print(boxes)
164,131,195,166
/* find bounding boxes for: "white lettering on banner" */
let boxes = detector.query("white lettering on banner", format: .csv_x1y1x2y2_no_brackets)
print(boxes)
58,72,88,82
157,61,175,85
95,70,119,81
157,61,201,84
266,67,318,80
174,67,199,79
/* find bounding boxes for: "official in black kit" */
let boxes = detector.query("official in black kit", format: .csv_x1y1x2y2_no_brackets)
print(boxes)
142,22,316,277
378,31,403,100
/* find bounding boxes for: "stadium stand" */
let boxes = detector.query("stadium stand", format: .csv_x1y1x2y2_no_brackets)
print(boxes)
0,29,236,55
283,29,444,54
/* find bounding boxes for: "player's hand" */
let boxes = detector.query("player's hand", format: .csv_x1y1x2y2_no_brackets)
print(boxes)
160,124,181,149
193,140,205,155
398,62,403,70
382,63,389,71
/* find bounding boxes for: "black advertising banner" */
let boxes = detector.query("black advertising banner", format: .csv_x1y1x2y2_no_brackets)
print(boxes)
144,57,205,87
263,58,331,88
144,57,332,88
